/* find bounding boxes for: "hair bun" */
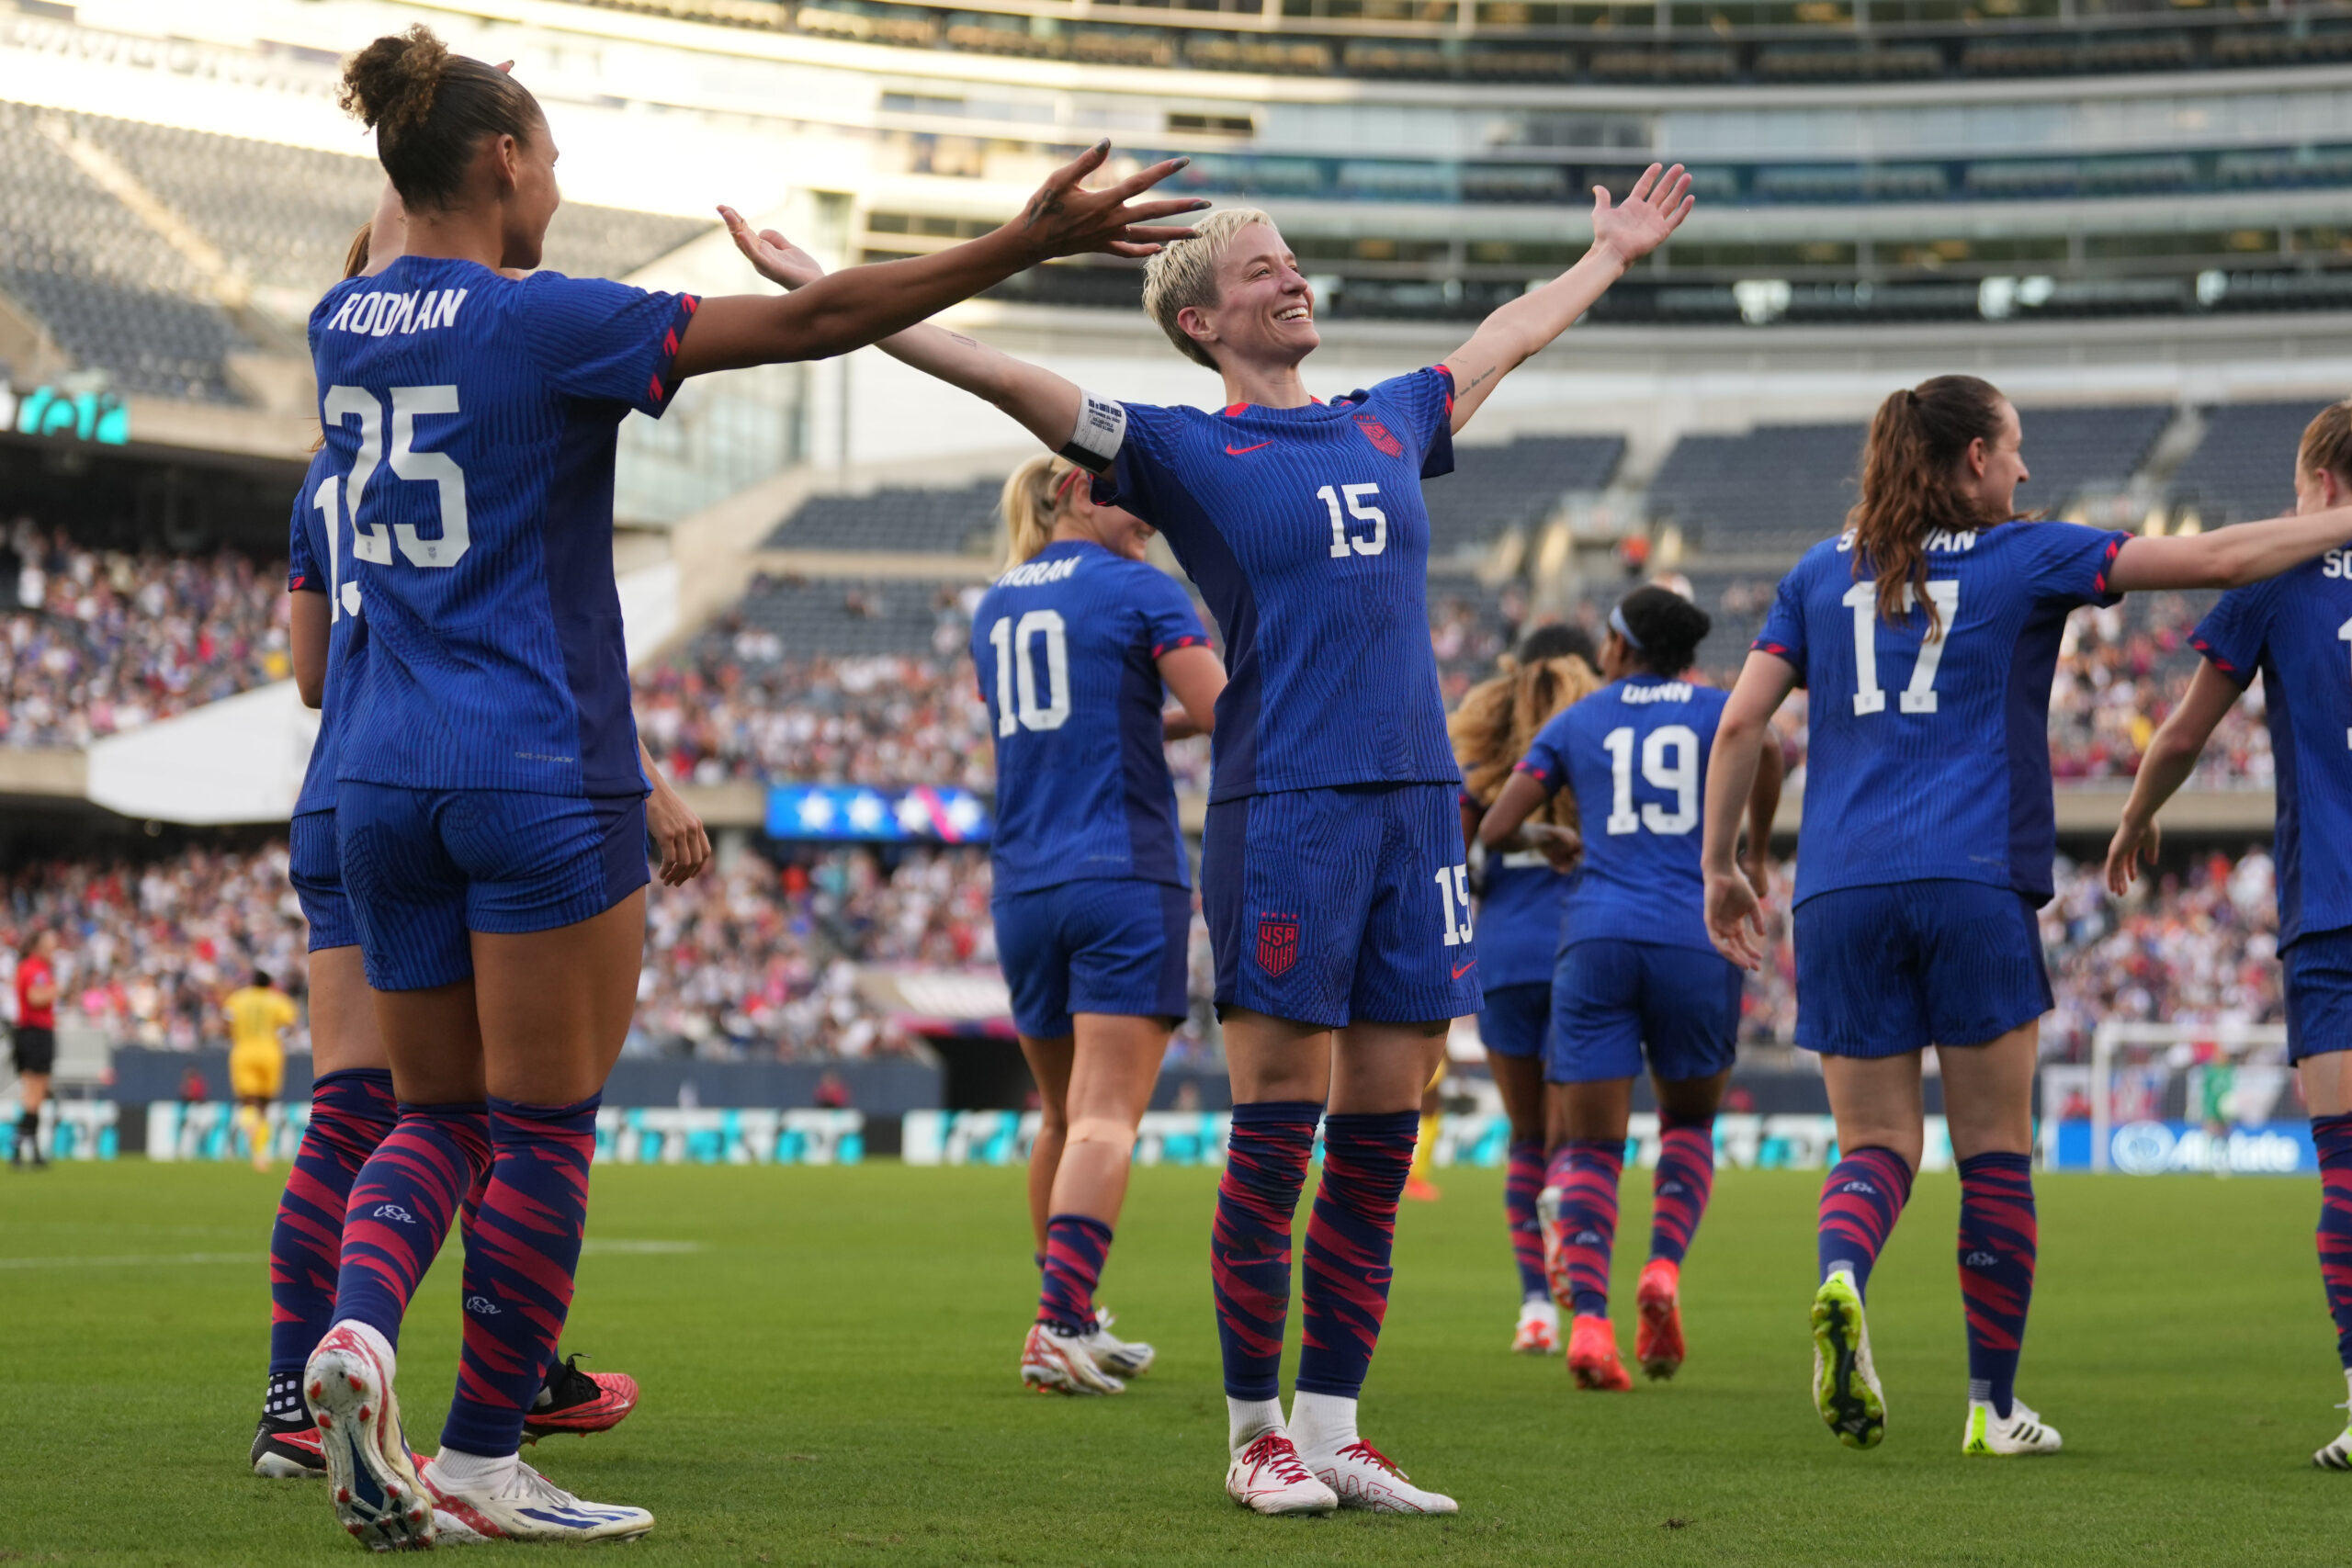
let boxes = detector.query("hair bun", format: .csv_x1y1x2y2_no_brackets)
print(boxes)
340,24,450,138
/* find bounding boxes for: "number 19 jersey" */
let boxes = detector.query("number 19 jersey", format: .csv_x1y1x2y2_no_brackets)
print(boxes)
1091,368,1460,802
2190,558,2352,949
972,540,1208,896
309,255,696,798
1754,520,2129,907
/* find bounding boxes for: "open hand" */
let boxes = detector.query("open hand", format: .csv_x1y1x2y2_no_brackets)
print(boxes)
1014,141,1207,262
1590,163,1694,267
1704,865,1767,972
719,206,826,290
2104,813,2159,898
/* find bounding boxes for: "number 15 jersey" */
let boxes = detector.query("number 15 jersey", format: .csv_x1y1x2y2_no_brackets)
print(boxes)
1754,520,2129,908
1091,368,1460,803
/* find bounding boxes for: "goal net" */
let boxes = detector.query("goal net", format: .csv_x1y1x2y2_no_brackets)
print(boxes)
2051,1020,2305,1174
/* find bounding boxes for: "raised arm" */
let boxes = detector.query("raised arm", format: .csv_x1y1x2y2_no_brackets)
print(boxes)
1159,644,1225,739
2103,660,2242,896
1440,164,1692,434
678,147,1202,379
2107,504,2352,592
721,209,1085,454
1702,650,1799,970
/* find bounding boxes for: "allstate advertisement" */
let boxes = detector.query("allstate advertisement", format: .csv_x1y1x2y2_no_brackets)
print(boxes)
2047,1119,2316,1175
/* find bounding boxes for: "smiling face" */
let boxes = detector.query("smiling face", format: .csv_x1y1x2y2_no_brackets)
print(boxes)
1176,222,1318,376
493,117,561,272
1964,398,2030,519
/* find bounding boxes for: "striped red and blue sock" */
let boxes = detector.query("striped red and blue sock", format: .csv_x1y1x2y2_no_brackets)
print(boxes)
1649,1114,1716,1266
1550,1139,1623,1318
2315,1112,2352,1371
1817,1145,1914,1299
440,1097,599,1459
269,1069,395,1385
1957,1151,2037,1418
1211,1100,1318,1402
333,1100,491,1350
1296,1110,1418,1399
1505,1138,1548,1302
1038,1213,1114,1337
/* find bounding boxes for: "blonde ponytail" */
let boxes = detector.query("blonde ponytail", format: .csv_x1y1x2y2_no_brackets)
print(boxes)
999,455,1082,570
1450,651,1604,829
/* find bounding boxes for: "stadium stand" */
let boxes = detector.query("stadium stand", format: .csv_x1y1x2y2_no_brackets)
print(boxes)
763,481,1000,555
1645,423,1867,555
2171,400,2328,526
693,574,981,660
2012,403,2174,514
1427,434,1622,559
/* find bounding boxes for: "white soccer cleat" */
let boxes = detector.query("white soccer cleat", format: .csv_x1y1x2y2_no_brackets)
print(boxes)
2315,1423,2352,1471
303,1325,435,1551
422,1454,654,1543
1961,1398,2063,1456
1021,1323,1125,1395
1087,1307,1156,1379
1511,1298,1560,1356
1306,1438,1458,1515
1225,1430,1338,1516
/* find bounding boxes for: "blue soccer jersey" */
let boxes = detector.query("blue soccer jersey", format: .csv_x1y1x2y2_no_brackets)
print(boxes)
1516,675,1727,953
309,256,695,797
2191,556,2352,948
288,448,363,818
1476,847,1570,989
1754,521,2130,907
1091,369,1459,802
972,539,1208,896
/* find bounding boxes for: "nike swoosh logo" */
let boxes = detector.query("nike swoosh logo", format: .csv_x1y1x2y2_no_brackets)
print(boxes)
1225,442,1272,456
1452,960,1476,979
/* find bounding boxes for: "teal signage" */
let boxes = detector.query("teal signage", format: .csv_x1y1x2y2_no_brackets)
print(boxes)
2,385,130,446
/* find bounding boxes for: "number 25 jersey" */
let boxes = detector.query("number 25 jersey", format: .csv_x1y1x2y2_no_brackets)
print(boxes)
310,255,697,798
971,539,1208,897
1091,368,1460,803
1754,520,2129,907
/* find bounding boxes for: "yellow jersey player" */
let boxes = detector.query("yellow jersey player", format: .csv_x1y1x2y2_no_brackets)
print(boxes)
224,971,297,1171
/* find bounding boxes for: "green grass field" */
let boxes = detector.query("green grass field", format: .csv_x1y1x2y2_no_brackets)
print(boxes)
2,1160,2347,1565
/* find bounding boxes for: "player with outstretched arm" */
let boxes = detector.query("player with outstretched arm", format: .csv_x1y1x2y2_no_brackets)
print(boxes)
2104,398,2352,1472
295,25,1201,1549
1700,374,2352,1460
726,162,1690,1516
1479,586,1779,1390
1447,623,1602,1356
972,455,1227,1396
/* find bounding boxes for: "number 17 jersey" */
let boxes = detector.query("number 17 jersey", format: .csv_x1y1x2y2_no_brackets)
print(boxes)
1754,520,2129,907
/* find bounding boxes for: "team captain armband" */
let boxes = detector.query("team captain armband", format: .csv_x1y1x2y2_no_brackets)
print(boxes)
1058,389,1128,475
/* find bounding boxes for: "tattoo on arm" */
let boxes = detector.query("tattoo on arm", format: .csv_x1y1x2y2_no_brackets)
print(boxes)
1464,365,1498,393
944,332,979,349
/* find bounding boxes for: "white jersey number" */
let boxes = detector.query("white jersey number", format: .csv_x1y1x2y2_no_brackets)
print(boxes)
1843,579,1959,716
1601,724,1700,836
1318,483,1387,558
988,610,1071,736
1433,863,1474,946
310,475,361,623
323,384,470,570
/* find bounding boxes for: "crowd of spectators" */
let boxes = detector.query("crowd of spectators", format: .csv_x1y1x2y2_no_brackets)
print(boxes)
0,517,291,748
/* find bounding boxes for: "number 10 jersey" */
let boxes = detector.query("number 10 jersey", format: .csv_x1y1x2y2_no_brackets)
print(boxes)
309,255,696,798
1754,520,2129,908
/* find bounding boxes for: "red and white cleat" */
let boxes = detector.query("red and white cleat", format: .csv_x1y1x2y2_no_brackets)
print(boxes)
303,1323,435,1551
422,1454,653,1543
522,1353,639,1442
1306,1438,1458,1515
1635,1258,1686,1381
1511,1298,1560,1356
1567,1314,1634,1392
1021,1323,1125,1395
1226,1431,1338,1516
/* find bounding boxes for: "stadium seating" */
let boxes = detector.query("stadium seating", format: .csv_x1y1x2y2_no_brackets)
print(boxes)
1428,434,1623,559
764,482,1001,555
1645,423,1867,554
2013,403,2173,514
2171,400,2328,525
698,573,976,658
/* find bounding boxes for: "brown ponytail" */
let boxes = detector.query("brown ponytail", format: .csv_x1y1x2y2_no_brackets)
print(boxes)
1450,651,1604,828
1849,375,2010,637
340,26,542,212
2299,400,2352,491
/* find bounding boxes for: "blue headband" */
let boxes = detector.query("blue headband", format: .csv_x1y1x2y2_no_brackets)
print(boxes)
1609,604,1644,649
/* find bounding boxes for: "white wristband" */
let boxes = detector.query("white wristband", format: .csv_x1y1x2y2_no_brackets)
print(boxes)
1058,389,1127,476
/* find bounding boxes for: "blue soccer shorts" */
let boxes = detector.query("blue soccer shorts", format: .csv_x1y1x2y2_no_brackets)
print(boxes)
288,808,360,953
2283,926,2352,1065
1480,981,1551,1060
1793,879,2051,1058
338,784,650,993
1548,939,1740,1085
991,877,1192,1040
1203,782,1484,1030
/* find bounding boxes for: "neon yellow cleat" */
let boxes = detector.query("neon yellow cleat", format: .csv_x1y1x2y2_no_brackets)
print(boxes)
1811,1269,1885,1450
